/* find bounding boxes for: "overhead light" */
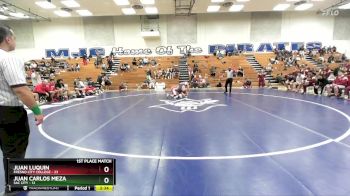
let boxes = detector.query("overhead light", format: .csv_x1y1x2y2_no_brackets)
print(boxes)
121,8,136,15
236,0,250,2
35,1,56,9
339,2,350,9
144,7,158,14
207,5,220,12
0,15,8,20
114,0,130,6
211,0,224,2
9,12,29,18
273,4,290,11
54,10,71,17
295,3,313,10
76,9,92,16
61,0,80,8
229,4,244,12
140,0,155,5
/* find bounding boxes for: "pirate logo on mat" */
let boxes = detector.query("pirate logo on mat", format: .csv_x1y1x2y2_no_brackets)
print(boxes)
148,98,226,113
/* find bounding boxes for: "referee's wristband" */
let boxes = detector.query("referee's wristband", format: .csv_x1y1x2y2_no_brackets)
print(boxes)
31,105,42,115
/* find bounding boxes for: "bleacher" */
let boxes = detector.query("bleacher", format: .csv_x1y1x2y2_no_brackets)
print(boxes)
29,52,346,91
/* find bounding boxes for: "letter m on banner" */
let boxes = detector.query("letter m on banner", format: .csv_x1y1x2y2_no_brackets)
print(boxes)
45,48,69,58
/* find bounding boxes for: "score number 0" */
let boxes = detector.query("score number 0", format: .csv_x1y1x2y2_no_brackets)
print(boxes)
103,166,110,184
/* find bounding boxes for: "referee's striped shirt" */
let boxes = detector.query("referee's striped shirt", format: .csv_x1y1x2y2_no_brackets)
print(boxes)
0,49,27,106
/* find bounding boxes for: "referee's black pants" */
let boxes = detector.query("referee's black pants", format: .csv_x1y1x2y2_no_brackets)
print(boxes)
0,106,30,186
225,78,233,93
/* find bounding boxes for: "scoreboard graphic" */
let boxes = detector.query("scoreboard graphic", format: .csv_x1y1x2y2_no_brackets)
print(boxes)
7,158,115,192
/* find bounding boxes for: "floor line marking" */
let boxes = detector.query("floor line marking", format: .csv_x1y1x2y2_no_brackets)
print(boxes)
232,98,331,140
237,126,315,195
228,93,350,145
55,98,145,158
150,122,167,196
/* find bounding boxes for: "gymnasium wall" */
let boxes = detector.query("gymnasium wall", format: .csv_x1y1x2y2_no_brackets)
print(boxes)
1,10,349,60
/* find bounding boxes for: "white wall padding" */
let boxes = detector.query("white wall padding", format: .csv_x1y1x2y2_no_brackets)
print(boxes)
250,12,282,42
333,10,350,40
83,16,115,46
1,20,35,49
167,15,197,44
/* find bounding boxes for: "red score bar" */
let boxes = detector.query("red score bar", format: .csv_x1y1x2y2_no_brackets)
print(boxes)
8,159,115,176
10,164,114,175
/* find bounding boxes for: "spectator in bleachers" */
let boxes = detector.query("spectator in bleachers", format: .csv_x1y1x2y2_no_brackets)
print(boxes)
191,74,200,88
146,68,152,80
150,58,157,67
75,63,80,72
49,66,55,75
84,82,96,96
119,82,128,92
33,80,52,102
48,79,59,102
216,80,222,87
285,74,295,91
332,46,337,53
95,53,102,68
344,75,350,99
107,56,113,70
293,72,304,93
120,63,130,72
55,79,68,101
148,78,156,89
103,76,112,90
30,61,38,69
30,69,42,87
314,73,328,95
132,57,137,67
74,78,86,97
333,71,348,97
166,68,172,79
101,63,106,71
82,53,88,66
198,75,209,88
142,57,149,66
97,74,104,88
50,57,56,64
328,55,335,64
49,72,55,81
265,64,273,74
86,77,95,86
258,70,265,88
327,72,336,83
193,63,199,73
275,73,285,85
210,66,216,77
243,78,252,88
237,66,244,77
302,74,317,94
155,68,161,79
325,71,348,97
341,54,347,62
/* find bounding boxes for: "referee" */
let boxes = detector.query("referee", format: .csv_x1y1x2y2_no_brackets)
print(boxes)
0,25,44,193
224,67,234,93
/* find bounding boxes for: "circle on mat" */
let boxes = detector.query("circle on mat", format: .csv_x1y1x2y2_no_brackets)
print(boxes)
38,92,350,160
